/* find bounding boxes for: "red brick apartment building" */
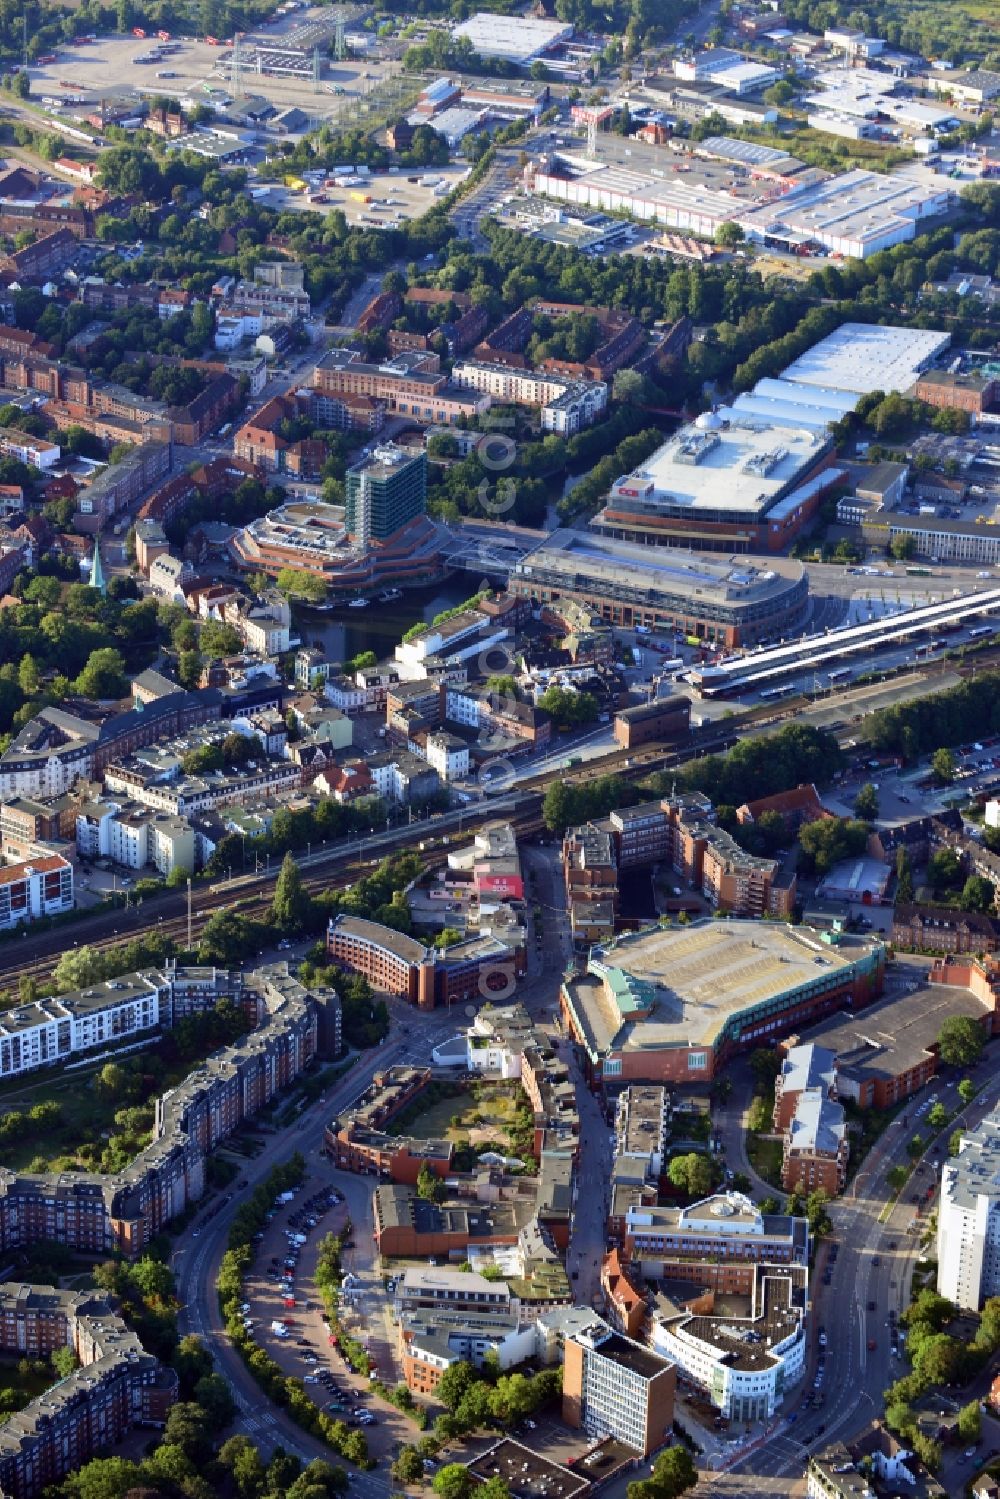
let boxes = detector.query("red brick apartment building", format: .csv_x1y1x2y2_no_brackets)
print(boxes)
323,1065,456,1183
0,228,78,280
0,1285,177,1499
326,916,437,1008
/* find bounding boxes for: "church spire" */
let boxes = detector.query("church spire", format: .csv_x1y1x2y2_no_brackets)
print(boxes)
89,538,106,594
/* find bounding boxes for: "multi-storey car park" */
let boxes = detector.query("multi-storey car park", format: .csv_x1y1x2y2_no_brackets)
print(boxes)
560,919,886,1086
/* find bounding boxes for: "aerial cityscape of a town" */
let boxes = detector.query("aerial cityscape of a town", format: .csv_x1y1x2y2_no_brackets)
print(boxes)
2,0,1000,1496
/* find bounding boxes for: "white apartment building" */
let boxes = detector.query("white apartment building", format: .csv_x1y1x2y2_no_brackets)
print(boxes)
94,803,195,876
425,731,469,782
0,972,166,1079
0,855,74,931
937,1109,1000,1309
451,361,608,431
103,761,301,818
541,381,609,435
76,800,119,861
0,431,60,469
148,554,193,604
229,592,292,656
325,677,371,714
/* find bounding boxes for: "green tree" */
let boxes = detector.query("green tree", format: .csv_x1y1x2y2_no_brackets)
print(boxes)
958,1077,978,1106
178,649,203,690
931,747,956,784
798,816,869,876
667,1152,715,1198
949,1127,965,1157
804,1188,832,1237
927,1102,949,1129
17,654,40,698
854,782,879,820
957,1398,981,1443
392,1448,425,1484
74,648,127,700
219,1434,268,1499
747,1095,771,1133
650,1446,698,1499
887,1164,909,1193
432,1464,473,1499
276,567,327,604
896,846,914,904
272,851,312,934
193,1370,237,1426
961,874,995,913
890,534,917,561
416,1161,445,1205
95,1062,133,1102
938,1015,986,1068
51,1345,77,1378
927,847,963,892
436,1359,477,1412
714,220,744,248
198,909,262,966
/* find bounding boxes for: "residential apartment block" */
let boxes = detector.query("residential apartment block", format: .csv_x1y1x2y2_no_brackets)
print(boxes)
0,964,331,1258
0,1285,177,1499
451,360,608,434
937,1108,1000,1309
0,855,73,932
781,1090,848,1195
312,348,489,427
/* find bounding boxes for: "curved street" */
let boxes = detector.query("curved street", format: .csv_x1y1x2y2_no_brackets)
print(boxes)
730,1046,1000,1482
175,1039,407,1494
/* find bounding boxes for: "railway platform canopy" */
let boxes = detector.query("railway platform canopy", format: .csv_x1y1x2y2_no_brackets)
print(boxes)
690,586,1000,696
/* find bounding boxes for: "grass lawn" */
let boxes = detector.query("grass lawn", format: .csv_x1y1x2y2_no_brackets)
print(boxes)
747,1134,784,1187
398,1085,522,1147
0,1356,59,1415
0,1027,247,1174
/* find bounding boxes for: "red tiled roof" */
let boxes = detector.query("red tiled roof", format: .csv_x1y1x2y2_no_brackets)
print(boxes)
0,854,70,885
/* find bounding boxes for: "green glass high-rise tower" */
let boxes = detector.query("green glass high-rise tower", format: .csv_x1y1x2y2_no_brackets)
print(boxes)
345,445,427,544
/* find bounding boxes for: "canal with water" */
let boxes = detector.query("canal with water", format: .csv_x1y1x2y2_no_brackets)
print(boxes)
295,574,480,665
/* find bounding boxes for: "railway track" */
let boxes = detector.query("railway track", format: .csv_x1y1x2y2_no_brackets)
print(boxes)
5,640,987,996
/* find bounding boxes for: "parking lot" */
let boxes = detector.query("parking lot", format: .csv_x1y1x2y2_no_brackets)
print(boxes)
29,29,410,139
276,163,470,226
240,1165,412,1462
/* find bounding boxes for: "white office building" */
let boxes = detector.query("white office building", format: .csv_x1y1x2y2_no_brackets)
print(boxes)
652,1279,806,1421
937,1108,1000,1310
